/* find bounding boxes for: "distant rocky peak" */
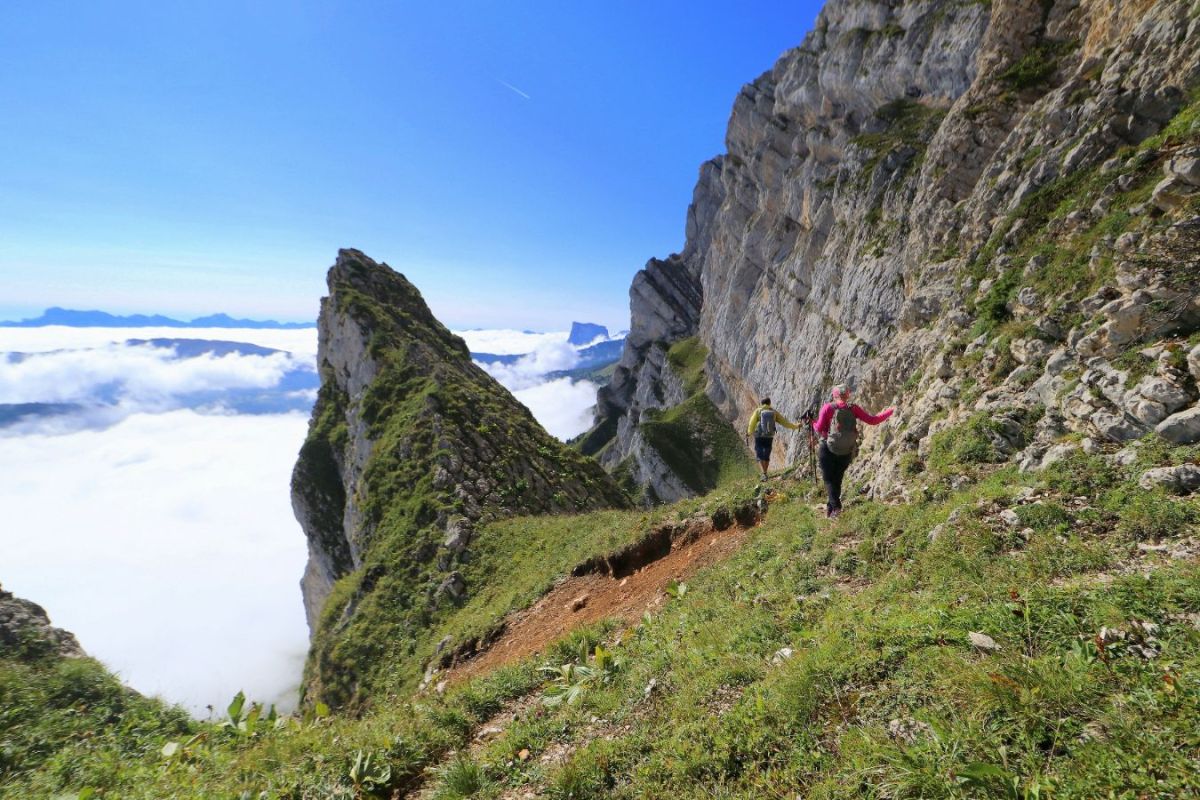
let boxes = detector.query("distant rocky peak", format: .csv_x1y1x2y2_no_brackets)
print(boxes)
568,322,609,346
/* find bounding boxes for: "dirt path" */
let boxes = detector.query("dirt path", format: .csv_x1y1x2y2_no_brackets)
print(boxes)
405,500,767,799
443,509,759,684
409,692,542,800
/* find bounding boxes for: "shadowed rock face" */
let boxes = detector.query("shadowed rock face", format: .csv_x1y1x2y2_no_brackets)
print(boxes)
292,249,629,706
0,583,84,660
589,0,1200,498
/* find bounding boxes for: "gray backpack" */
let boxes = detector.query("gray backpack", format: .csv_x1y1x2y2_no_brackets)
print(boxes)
826,406,858,455
756,408,777,438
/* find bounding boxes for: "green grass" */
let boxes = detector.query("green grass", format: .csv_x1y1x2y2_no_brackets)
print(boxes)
425,508,659,659
641,393,756,494
999,39,1075,91
925,411,1017,473
465,462,1200,799
6,432,1199,798
0,655,192,793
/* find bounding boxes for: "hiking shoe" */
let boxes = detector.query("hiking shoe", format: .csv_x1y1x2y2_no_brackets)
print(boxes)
759,474,768,482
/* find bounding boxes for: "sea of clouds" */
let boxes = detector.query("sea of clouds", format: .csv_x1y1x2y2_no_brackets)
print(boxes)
0,324,607,715
455,328,606,439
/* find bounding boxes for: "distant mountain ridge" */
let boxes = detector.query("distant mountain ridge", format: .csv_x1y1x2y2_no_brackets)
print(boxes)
0,307,315,329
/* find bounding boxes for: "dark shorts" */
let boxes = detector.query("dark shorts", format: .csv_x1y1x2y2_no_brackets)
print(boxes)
754,436,774,462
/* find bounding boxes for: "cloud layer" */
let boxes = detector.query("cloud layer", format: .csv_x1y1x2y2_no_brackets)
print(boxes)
0,344,304,405
0,409,311,715
511,377,600,440
469,336,601,439
453,328,567,356
0,329,319,435
0,326,318,359
478,340,580,391
0,324,604,717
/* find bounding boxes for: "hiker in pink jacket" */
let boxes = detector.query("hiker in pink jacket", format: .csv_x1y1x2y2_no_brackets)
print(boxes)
811,384,894,518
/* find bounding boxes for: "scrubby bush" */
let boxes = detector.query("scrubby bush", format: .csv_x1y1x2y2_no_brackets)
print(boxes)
1104,487,1199,541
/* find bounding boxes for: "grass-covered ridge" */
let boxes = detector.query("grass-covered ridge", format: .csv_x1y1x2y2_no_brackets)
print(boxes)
632,337,755,500
297,250,630,709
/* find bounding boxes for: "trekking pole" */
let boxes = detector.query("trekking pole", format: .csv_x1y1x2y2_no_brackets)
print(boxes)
801,408,818,486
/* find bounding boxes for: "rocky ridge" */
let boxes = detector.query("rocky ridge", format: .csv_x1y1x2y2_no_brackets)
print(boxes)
292,249,629,706
588,0,1200,501
0,583,84,660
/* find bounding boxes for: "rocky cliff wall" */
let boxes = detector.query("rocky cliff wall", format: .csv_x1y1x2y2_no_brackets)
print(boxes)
591,0,1200,500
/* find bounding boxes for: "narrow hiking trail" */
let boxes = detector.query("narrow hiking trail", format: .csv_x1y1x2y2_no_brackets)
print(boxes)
444,513,757,684
437,470,834,686
408,479,860,799
406,469,1200,798
407,490,771,799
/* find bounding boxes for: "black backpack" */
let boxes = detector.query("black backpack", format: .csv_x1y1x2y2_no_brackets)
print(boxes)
826,406,857,455
756,408,777,438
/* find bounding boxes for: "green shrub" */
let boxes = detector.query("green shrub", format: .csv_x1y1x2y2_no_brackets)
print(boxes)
435,755,492,799
1040,451,1120,496
1000,39,1075,90
976,269,1022,329
1105,487,1199,541
1014,501,1073,532
547,739,629,800
926,413,1008,472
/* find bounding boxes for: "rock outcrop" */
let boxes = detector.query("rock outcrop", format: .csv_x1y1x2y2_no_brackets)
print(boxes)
590,0,1200,499
0,583,84,660
292,249,629,706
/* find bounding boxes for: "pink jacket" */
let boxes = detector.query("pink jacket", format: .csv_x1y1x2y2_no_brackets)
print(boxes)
812,402,893,437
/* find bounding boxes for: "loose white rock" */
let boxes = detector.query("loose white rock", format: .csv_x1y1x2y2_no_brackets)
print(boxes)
969,632,1001,653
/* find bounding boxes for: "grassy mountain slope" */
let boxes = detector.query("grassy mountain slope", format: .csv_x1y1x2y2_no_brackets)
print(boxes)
10,91,1200,800
5,431,1197,798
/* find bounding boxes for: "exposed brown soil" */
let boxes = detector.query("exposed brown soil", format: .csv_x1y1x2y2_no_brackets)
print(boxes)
442,502,763,684
403,499,768,798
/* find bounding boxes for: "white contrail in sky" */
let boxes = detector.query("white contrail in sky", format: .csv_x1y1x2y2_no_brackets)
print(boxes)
497,79,531,100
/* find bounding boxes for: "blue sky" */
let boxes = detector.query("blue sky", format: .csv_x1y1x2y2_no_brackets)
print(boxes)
0,1,819,330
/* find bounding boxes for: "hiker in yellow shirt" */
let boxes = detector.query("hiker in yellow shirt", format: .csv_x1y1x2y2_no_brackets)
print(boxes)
745,397,799,481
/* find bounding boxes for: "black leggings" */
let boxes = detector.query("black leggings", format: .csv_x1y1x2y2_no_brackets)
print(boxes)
818,442,853,513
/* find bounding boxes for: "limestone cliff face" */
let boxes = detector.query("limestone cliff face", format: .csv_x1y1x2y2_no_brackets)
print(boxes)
0,583,84,660
292,250,629,706
592,0,1200,499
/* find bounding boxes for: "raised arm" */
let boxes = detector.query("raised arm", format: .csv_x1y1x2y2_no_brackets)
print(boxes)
851,405,894,426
